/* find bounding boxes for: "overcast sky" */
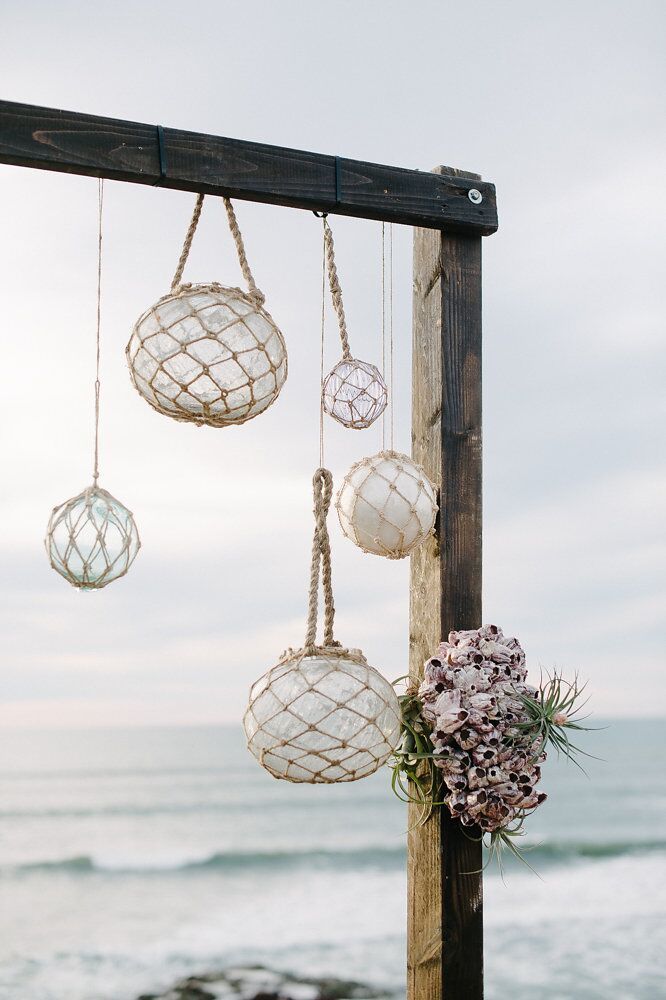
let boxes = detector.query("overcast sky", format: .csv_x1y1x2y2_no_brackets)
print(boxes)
0,0,664,728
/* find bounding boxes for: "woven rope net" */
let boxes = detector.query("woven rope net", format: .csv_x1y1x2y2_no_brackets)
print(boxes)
322,358,388,430
336,450,438,559
46,486,141,590
320,218,387,430
127,196,287,427
244,468,401,783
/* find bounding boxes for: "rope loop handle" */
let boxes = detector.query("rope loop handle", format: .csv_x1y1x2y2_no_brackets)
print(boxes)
170,194,204,290
304,467,340,651
170,194,266,305
322,218,352,360
222,198,265,305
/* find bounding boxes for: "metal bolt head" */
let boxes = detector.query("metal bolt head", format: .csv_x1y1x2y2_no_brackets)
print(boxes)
468,188,483,205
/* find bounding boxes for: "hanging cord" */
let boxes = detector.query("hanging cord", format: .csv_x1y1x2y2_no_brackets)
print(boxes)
389,222,395,451
319,224,327,467
304,468,339,652
171,193,204,290
322,217,352,360
381,222,386,451
170,194,265,304
92,179,104,487
222,198,265,305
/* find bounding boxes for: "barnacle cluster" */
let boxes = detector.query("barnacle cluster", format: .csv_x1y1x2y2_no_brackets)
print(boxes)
418,625,547,832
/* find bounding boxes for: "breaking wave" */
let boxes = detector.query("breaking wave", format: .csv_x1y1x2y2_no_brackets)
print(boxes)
10,839,666,876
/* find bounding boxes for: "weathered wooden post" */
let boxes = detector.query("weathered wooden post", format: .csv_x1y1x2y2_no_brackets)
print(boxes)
409,167,484,999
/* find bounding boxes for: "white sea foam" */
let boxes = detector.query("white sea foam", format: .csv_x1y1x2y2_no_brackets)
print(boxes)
0,722,663,1000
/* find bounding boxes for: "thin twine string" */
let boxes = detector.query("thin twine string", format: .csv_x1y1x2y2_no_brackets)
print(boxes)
319,221,327,467
389,222,394,451
322,217,351,360
381,222,386,452
92,178,104,487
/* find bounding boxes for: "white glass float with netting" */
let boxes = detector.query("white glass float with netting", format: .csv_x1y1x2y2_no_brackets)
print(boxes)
322,357,387,429
320,217,387,430
244,468,401,783
127,195,288,428
46,485,141,590
127,282,288,427
244,645,402,782
336,450,437,559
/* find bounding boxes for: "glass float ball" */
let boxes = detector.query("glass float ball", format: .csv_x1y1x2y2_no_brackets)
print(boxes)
336,450,437,559
244,648,401,783
322,358,388,430
126,283,288,427
46,486,141,590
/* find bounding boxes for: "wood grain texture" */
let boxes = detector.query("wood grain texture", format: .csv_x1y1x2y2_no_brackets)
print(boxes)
0,101,498,233
408,167,484,999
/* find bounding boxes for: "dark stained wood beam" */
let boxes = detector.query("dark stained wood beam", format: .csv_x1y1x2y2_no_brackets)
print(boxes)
0,100,498,233
409,167,484,999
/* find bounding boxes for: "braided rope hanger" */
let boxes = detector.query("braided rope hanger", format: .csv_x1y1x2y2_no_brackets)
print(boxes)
304,467,341,653
170,193,265,304
322,217,352,360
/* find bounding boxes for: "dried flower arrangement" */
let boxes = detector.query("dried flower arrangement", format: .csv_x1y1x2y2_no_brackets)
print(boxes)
391,625,593,872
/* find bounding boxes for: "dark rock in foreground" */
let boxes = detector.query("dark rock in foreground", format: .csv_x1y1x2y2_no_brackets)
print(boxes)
137,964,393,1000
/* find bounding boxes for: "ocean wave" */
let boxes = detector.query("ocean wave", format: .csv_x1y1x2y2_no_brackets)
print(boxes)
0,802,257,819
0,796,388,819
12,846,405,875
528,839,666,861
8,839,666,876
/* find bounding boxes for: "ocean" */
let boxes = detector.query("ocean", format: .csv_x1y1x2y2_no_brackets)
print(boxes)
0,720,664,1000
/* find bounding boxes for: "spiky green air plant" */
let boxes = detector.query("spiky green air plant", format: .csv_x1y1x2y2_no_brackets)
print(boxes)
389,680,448,826
389,627,597,876
484,817,542,880
484,669,598,876
390,687,541,874
515,671,596,772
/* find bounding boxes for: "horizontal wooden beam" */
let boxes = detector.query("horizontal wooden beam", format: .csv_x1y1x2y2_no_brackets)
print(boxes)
0,100,497,233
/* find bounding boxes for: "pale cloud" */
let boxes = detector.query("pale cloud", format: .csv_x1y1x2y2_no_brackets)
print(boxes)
0,0,664,728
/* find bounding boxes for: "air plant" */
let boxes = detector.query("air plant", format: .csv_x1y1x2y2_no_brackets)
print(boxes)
484,817,540,879
515,671,595,772
389,679,447,826
389,627,595,874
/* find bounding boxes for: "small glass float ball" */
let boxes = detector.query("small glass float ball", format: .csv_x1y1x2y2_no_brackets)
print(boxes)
336,450,437,559
323,358,388,429
126,283,288,427
244,647,401,783
46,486,140,590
